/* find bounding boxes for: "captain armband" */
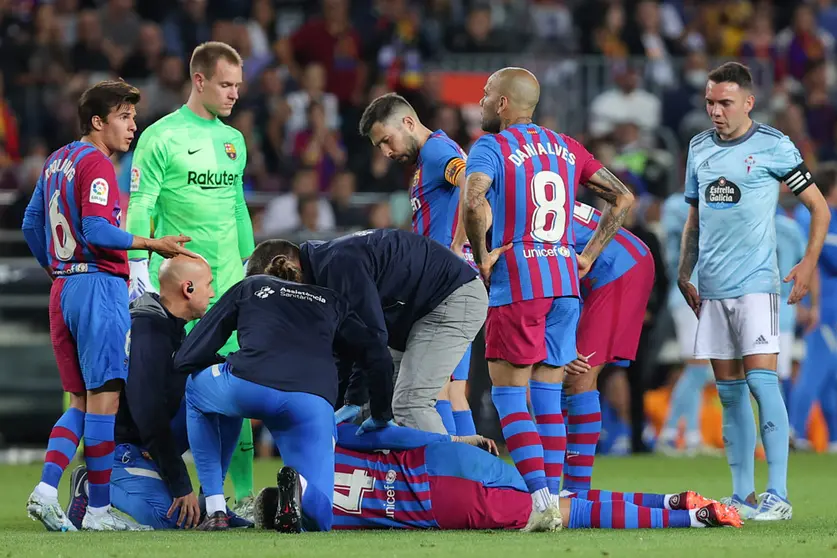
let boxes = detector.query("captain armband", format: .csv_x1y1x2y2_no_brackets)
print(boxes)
782,163,814,196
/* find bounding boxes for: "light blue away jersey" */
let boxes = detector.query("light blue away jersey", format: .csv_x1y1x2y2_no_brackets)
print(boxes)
685,123,804,299
775,212,806,333
661,192,697,308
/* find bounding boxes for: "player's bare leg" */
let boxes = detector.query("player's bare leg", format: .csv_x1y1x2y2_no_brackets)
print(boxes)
562,364,604,493
490,360,561,532
27,391,87,532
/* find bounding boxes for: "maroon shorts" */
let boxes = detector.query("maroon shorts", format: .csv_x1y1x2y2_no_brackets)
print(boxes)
576,255,655,368
484,297,580,367
431,475,530,530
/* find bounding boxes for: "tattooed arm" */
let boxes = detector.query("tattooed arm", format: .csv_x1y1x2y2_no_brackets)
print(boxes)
678,205,700,284
463,171,493,266
677,204,701,314
580,167,635,265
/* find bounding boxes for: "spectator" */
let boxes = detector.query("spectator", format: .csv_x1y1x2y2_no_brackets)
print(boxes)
329,170,367,230
99,0,141,69
625,0,681,88
776,4,835,83
739,12,784,82
588,63,661,140
370,0,436,93
257,67,294,181
162,0,212,59
120,22,165,83
589,2,628,59
368,200,393,229
286,62,340,139
818,0,837,40
140,54,187,122
446,3,510,53
261,168,336,235
662,50,711,143
433,105,472,151
799,59,837,155
55,0,80,48
71,10,114,77
0,74,21,163
294,194,322,235
774,102,819,169
529,0,574,54
247,0,278,59
292,101,347,192
355,146,406,194
282,0,367,108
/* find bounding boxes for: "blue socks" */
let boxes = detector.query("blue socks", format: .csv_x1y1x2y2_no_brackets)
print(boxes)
453,410,476,436
746,369,789,499
529,381,566,495
492,386,549,497
564,391,601,492
83,413,116,510
41,407,85,492
716,379,756,500
435,400,457,435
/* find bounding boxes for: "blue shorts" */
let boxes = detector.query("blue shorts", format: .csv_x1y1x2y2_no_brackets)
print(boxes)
49,273,130,392
451,344,472,381
110,444,179,530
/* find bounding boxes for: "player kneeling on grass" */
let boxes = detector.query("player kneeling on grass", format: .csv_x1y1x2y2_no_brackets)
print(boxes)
254,422,741,532
66,255,254,529
171,241,395,532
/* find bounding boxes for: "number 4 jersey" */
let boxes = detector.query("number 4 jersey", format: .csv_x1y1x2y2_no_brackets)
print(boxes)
30,141,129,278
332,431,530,530
465,124,603,306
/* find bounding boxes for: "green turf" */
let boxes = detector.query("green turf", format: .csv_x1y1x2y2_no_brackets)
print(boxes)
2,453,837,557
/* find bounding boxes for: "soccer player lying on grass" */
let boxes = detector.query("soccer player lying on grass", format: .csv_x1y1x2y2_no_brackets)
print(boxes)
253,423,742,532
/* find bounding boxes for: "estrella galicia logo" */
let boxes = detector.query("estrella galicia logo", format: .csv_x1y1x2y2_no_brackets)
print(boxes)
705,176,741,209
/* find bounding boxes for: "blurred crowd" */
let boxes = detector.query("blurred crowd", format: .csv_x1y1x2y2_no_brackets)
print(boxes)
0,0,835,240
0,0,836,450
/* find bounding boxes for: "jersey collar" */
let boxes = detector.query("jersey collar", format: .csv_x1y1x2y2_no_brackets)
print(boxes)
178,105,222,127
711,121,758,148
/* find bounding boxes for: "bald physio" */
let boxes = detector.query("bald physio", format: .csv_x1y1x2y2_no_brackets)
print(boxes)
158,255,215,322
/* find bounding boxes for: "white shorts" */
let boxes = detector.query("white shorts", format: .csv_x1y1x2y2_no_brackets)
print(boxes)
671,303,699,360
694,293,781,360
777,332,795,380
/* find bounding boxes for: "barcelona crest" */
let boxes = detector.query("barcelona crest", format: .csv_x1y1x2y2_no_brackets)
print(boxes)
224,142,237,160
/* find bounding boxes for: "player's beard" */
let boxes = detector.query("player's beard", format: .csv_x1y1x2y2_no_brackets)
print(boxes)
481,109,502,134
402,135,420,164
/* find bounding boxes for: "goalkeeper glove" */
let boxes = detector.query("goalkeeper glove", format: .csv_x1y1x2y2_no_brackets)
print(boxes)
129,258,156,303
334,405,361,424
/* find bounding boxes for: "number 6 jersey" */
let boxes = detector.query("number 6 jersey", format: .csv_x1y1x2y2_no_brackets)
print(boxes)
30,141,129,279
465,124,603,306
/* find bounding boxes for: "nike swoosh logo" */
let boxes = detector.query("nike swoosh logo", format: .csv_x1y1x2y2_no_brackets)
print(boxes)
198,185,227,190
188,148,202,155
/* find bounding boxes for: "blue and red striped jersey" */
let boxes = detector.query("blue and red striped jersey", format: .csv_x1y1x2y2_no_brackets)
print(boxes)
571,202,650,296
332,445,437,530
34,141,128,278
410,130,466,249
465,124,602,306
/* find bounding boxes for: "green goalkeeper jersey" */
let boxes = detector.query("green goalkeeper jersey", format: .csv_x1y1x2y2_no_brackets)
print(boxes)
126,105,255,351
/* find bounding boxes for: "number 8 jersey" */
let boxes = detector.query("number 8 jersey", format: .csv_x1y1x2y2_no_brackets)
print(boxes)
465,124,602,306
35,141,129,279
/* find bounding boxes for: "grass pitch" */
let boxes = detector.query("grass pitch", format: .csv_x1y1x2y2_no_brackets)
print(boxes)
1,452,837,558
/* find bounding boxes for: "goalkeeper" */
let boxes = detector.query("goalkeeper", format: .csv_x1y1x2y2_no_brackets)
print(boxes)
126,41,256,516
